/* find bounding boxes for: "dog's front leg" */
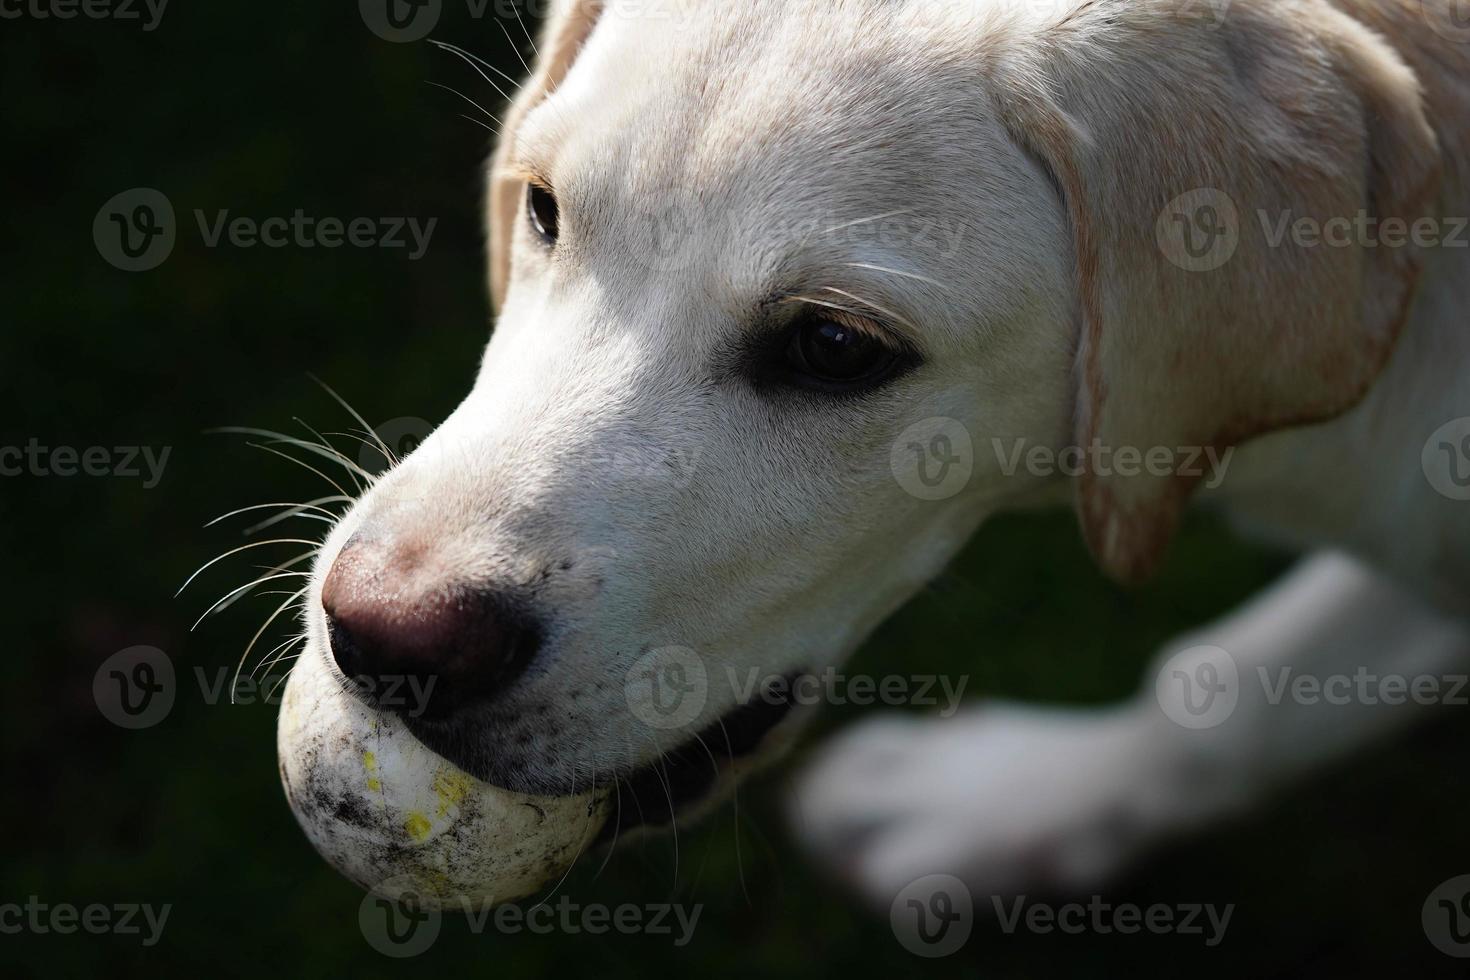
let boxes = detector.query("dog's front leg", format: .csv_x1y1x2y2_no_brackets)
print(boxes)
787,552,1469,906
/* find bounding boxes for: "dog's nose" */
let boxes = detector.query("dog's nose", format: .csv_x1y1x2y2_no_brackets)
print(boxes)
320,536,540,720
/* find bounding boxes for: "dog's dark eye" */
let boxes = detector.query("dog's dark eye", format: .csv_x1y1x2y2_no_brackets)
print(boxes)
786,316,898,386
526,182,559,244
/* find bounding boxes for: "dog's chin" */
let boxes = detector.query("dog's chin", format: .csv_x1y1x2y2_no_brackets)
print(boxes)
397,692,803,841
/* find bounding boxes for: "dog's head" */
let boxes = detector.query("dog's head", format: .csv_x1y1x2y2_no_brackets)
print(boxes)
307,0,1437,827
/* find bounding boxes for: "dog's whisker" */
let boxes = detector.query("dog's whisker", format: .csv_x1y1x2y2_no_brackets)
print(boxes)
783,293,867,321
244,442,353,501
511,3,540,60
819,207,915,236
204,499,345,530
425,81,506,129
191,571,312,632
843,261,950,291
689,728,736,896
494,18,535,78
210,426,372,487
260,653,306,703
232,587,311,705
308,374,392,464
253,631,309,683
711,714,752,906
213,549,317,614
243,510,335,533
816,286,917,332
324,429,401,467
529,757,596,908
295,416,376,490
259,439,365,493
176,538,321,597
658,753,682,898
636,732,681,891
592,774,623,881
459,113,500,135
429,39,519,101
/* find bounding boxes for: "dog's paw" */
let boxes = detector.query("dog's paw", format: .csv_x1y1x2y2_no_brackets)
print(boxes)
786,702,1200,908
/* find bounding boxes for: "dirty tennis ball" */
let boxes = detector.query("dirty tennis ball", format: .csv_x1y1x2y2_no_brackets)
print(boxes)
277,646,611,910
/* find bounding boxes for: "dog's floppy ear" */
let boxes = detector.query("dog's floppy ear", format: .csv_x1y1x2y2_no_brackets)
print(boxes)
487,0,604,312
990,0,1440,582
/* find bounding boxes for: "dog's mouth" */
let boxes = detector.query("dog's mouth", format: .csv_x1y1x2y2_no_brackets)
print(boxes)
594,682,800,843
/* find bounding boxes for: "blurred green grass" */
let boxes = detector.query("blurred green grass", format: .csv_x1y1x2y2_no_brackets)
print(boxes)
3,2,1468,975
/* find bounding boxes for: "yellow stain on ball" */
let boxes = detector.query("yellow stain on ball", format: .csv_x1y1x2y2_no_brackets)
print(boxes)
404,812,432,842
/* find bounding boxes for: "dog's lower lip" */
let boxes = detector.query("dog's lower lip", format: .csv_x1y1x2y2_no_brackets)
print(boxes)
594,681,800,843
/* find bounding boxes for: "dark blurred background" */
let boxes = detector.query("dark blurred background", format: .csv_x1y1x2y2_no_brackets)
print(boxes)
3,1,1468,975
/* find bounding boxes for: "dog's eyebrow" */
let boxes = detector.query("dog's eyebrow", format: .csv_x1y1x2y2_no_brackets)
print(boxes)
492,162,542,186
769,268,931,345
798,287,917,333
777,290,917,336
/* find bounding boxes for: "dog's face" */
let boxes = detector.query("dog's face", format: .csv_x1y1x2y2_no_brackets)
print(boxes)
307,0,1434,827
310,1,1074,820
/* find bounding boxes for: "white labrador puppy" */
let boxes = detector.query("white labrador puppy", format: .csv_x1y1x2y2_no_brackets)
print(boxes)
306,0,1470,907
